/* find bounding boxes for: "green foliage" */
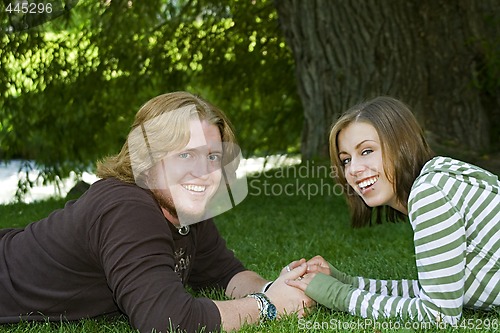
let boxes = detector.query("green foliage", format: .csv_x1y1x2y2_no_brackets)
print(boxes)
181,0,302,155
0,0,301,199
3,0,498,200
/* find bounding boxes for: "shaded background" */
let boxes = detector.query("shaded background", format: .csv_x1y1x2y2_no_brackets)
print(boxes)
1,0,499,200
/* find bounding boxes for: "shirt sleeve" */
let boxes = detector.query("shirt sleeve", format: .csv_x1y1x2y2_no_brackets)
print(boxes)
187,219,247,292
357,277,421,297
88,200,222,333
306,183,467,324
332,263,421,298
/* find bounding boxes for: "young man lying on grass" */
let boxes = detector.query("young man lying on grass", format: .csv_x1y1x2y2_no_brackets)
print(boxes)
0,92,314,333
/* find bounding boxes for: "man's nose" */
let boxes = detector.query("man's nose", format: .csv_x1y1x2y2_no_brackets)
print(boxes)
190,156,210,178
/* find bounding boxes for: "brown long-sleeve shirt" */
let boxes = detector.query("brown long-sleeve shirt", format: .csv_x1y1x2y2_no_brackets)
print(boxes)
0,178,246,332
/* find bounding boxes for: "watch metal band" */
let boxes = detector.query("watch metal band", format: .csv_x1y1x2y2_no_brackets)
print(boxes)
247,292,277,322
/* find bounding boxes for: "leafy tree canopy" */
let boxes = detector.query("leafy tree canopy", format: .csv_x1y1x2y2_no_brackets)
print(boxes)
0,0,302,198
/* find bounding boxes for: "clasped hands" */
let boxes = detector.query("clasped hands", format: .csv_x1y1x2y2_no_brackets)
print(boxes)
262,255,329,318
282,255,330,292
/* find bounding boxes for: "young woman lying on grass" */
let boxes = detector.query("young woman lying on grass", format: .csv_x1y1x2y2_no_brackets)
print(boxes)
287,96,499,325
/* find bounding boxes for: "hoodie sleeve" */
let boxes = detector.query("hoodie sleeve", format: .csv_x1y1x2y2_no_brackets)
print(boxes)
89,199,222,333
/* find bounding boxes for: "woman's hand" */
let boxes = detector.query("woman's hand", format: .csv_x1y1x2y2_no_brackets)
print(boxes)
284,272,316,292
305,255,331,275
279,258,307,277
285,255,331,293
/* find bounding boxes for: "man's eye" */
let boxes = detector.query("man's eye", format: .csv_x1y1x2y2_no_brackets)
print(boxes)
208,154,222,162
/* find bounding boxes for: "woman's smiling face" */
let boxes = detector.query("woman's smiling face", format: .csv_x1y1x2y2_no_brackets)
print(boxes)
337,121,406,214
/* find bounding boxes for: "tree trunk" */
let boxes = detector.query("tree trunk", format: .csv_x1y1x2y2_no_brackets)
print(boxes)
275,0,498,160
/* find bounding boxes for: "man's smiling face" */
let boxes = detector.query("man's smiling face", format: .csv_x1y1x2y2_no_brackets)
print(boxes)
149,118,223,227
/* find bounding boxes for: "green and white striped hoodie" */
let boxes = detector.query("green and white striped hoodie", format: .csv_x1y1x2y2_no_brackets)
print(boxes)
306,157,500,324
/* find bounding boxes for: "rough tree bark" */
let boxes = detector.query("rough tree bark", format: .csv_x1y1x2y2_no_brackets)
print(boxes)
275,0,499,160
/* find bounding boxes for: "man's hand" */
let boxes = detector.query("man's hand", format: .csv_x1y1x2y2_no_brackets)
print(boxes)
215,263,315,331
265,262,315,318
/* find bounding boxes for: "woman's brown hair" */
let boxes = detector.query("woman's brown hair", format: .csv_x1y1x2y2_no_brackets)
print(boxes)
329,96,435,227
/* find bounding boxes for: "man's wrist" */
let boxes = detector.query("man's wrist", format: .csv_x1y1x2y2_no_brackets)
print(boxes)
261,281,273,293
246,292,277,322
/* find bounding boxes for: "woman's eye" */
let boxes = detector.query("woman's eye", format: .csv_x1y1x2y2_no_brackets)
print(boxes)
179,153,190,159
361,149,373,156
341,157,351,165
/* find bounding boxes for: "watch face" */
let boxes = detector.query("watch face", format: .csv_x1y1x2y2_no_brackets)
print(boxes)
267,303,277,320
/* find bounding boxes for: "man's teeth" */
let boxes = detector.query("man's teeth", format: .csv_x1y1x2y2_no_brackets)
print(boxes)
183,185,206,192
358,177,378,189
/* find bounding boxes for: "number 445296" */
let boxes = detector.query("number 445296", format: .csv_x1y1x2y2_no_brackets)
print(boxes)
5,2,53,14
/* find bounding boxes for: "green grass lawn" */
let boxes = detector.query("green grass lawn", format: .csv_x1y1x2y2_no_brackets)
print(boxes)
0,163,498,332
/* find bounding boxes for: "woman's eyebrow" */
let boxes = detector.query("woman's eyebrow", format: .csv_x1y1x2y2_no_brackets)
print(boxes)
355,139,376,149
339,139,377,155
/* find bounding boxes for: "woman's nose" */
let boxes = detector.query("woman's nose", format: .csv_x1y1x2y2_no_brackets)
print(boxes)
348,156,365,176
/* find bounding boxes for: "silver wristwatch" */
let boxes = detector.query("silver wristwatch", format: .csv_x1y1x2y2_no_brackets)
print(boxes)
247,292,277,322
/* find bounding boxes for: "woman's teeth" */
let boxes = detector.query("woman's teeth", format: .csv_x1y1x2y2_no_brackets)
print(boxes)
358,177,378,190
